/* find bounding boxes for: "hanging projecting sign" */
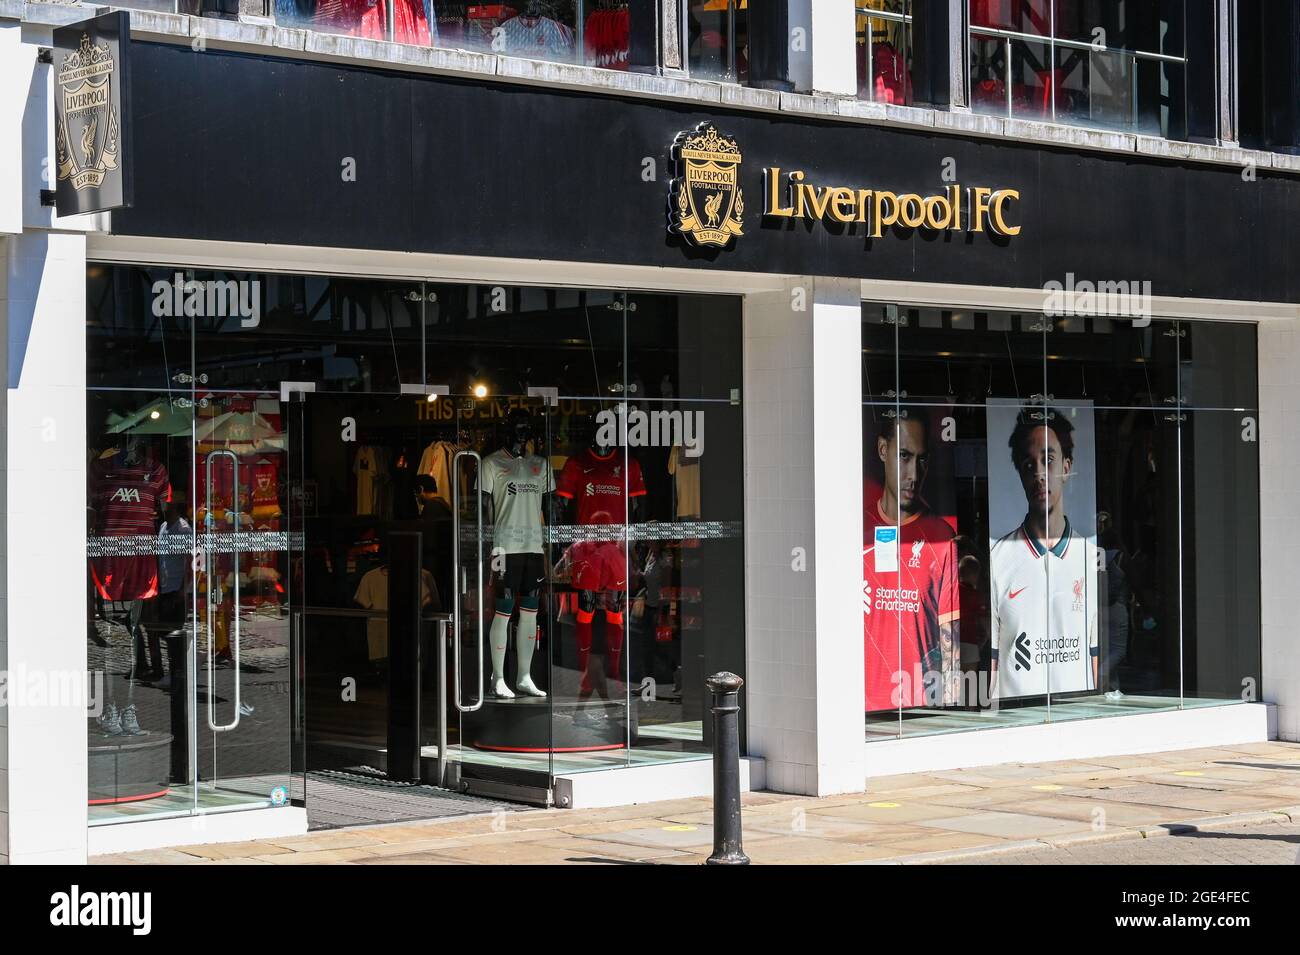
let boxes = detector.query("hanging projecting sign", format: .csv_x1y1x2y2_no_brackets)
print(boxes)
667,122,1021,251
52,11,133,216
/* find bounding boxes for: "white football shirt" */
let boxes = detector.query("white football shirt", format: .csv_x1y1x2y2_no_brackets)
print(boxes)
989,517,1099,699
479,448,555,556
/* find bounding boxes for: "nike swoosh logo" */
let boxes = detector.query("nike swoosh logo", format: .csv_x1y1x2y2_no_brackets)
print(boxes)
1009,587,1027,599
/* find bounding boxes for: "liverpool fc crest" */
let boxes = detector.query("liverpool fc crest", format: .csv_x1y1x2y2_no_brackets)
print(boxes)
669,123,745,249
55,33,120,193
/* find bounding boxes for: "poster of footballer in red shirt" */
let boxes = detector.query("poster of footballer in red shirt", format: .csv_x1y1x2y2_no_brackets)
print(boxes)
863,405,961,712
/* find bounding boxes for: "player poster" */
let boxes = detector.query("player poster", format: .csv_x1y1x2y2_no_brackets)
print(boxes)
862,405,960,712
986,398,1099,700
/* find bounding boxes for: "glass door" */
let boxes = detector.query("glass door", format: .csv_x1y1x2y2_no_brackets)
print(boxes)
193,390,295,812
447,393,555,802
87,386,198,820
285,390,448,793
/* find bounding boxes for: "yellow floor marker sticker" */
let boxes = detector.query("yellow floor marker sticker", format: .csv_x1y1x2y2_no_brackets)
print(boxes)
662,825,697,831
867,801,902,808
1031,784,1065,791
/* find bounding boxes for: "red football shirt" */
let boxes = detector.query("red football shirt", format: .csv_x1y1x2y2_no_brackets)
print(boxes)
90,456,172,601
863,495,959,711
556,448,646,525
92,457,172,535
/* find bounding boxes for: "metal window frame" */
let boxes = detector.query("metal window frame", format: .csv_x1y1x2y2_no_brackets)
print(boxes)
968,8,1189,131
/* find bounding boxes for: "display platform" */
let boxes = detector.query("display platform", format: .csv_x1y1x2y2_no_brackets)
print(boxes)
463,696,638,753
88,727,174,805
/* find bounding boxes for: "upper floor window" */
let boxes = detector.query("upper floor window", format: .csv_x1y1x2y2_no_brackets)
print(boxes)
263,1,633,68
687,0,748,83
970,1,1188,139
856,1,914,105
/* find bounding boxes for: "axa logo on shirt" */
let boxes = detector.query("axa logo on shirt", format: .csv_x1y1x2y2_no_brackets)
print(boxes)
50,885,151,935
108,487,141,503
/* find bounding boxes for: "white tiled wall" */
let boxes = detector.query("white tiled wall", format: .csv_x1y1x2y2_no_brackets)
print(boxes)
1259,319,1300,743
744,278,865,796
2,229,88,864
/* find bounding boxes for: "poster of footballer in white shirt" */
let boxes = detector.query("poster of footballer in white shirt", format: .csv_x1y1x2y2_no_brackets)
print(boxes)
986,399,1099,700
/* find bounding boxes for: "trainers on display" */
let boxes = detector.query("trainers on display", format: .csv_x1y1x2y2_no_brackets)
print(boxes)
120,704,146,736
1104,690,1126,702
98,702,122,736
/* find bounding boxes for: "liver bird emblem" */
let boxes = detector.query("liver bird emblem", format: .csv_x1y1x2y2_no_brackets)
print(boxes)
80,114,97,165
704,191,723,228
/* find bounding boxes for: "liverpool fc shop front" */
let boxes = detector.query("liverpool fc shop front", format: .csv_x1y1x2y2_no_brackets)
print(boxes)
3,7,1294,861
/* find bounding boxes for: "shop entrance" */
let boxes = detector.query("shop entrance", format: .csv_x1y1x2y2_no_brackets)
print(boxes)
286,389,632,816
87,269,745,832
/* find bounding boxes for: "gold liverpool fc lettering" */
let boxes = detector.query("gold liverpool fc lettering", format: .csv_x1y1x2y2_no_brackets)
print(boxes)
763,167,1021,238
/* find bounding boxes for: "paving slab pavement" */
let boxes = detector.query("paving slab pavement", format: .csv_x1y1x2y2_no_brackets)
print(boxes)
95,741,1300,865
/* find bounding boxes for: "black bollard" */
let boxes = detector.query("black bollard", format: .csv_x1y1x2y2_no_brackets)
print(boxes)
705,671,749,865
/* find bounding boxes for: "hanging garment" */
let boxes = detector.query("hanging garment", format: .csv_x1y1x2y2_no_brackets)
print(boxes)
354,445,390,516
667,444,701,520
870,41,911,105
417,439,460,510
355,0,432,46
498,13,574,58
584,6,630,70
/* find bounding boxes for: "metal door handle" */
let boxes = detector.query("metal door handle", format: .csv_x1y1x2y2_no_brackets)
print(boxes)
452,449,484,713
205,449,241,732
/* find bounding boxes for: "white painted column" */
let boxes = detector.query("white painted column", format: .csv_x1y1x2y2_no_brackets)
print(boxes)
789,0,858,96
1,230,89,864
1258,319,1300,743
744,277,865,796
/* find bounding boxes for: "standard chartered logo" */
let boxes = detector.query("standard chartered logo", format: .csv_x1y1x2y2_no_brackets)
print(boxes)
1014,631,1031,671
1014,633,1083,672
1033,635,1083,665
871,585,921,614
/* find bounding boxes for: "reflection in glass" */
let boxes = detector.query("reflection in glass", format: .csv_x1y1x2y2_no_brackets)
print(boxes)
88,389,194,820
969,0,1188,137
